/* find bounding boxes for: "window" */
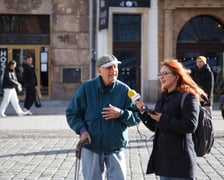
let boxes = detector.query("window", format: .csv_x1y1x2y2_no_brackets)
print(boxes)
0,14,50,44
113,14,140,42
177,15,224,43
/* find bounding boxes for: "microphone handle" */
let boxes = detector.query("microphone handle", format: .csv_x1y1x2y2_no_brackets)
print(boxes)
141,104,148,111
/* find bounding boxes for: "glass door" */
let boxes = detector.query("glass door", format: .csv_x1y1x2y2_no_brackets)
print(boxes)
3,45,50,98
113,14,141,92
114,44,140,92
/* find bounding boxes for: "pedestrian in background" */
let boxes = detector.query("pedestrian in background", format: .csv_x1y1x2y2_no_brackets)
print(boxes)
66,54,140,180
191,56,214,114
218,78,224,119
135,59,207,180
22,55,38,114
0,60,32,117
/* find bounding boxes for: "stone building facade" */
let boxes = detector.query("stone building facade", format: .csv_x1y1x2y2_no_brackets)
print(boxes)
158,0,224,60
157,0,224,101
0,0,90,100
0,0,224,102
50,0,90,99
96,0,224,102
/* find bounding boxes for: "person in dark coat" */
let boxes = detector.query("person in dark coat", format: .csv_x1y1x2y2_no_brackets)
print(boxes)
191,56,214,114
22,55,37,113
135,59,207,180
218,79,224,119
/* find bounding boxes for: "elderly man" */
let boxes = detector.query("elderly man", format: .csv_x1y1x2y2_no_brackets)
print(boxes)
66,54,140,180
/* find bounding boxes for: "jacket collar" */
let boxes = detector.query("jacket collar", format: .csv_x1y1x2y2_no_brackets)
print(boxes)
97,76,116,94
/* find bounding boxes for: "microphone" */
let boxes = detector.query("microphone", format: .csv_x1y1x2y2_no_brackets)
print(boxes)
128,89,141,102
128,89,148,111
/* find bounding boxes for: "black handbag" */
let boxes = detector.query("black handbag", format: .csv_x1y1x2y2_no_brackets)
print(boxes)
35,90,42,108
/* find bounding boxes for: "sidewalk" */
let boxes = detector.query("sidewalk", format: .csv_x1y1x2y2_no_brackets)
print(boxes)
0,100,224,137
0,101,224,179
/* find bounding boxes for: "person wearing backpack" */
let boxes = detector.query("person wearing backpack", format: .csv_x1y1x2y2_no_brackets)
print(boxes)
135,59,207,180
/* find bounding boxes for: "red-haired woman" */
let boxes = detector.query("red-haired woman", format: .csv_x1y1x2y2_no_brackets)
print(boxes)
136,59,207,180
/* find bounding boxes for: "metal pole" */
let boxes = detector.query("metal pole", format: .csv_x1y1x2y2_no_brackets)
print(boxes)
74,141,84,180
90,0,97,78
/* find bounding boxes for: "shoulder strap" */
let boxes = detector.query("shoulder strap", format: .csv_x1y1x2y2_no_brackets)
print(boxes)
181,93,188,109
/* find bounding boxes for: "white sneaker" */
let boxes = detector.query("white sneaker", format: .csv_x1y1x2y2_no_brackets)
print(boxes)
1,113,6,118
25,110,32,115
23,108,32,115
19,110,32,116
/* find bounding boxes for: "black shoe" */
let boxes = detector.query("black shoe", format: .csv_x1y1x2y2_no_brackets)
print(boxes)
35,102,42,108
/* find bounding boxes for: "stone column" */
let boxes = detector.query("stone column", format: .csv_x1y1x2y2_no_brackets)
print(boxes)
164,9,173,59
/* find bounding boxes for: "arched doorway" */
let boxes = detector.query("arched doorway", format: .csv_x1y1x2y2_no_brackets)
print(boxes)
176,15,224,100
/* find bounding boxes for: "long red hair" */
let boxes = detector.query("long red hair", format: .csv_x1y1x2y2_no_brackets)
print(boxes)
160,59,207,101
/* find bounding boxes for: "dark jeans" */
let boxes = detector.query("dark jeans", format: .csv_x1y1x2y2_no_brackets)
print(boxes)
24,86,36,110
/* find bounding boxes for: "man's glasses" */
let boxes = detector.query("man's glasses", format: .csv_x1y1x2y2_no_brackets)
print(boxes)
157,71,173,78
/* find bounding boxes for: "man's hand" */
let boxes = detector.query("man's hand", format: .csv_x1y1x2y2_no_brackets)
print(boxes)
80,131,91,144
102,104,123,120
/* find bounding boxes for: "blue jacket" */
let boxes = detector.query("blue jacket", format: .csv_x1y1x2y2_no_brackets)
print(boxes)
66,76,140,154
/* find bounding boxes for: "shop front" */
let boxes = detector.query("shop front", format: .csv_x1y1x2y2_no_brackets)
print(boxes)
0,14,50,98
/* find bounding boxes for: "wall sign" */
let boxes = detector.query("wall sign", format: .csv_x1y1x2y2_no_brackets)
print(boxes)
62,68,81,83
0,48,7,95
99,6,109,30
109,0,150,7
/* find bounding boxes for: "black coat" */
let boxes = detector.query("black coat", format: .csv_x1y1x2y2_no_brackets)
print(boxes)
140,90,199,178
191,64,214,106
2,68,20,89
22,63,37,86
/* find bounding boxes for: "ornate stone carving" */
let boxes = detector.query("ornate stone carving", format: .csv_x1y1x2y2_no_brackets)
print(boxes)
163,0,224,9
4,0,42,11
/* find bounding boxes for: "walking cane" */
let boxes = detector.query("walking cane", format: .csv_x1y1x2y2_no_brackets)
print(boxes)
74,140,87,180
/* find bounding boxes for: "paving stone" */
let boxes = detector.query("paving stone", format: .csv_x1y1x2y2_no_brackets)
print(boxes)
0,102,224,179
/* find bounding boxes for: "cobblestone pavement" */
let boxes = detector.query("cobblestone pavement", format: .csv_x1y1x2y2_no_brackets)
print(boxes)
0,124,224,180
0,101,224,180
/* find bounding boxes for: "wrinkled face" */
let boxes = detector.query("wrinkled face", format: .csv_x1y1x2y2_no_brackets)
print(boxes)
158,65,178,92
196,59,205,69
98,64,119,86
